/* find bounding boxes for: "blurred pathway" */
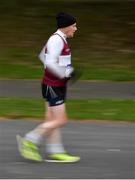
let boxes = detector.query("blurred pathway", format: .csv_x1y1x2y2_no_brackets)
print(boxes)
0,80,135,99
0,119,135,179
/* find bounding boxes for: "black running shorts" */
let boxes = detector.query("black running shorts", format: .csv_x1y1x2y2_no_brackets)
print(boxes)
42,84,67,106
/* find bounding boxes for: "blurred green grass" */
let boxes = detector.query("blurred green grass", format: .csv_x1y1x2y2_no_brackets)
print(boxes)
0,0,135,80
0,98,135,122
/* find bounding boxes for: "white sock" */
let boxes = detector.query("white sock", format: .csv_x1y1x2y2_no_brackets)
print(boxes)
46,143,65,154
46,128,65,154
25,131,43,145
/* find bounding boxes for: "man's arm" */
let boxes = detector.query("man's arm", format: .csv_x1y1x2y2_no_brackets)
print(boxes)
39,35,74,79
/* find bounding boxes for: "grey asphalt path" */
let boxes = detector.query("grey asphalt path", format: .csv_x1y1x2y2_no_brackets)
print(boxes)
0,119,135,179
0,80,135,99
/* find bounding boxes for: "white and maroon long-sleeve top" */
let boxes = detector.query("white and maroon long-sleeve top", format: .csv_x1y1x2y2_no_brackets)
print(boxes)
39,30,72,86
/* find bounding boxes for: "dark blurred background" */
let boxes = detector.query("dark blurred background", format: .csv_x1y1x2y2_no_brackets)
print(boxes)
0,0,135,80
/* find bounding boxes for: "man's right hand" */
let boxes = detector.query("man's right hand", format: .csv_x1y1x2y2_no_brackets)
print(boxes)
65,65,74,78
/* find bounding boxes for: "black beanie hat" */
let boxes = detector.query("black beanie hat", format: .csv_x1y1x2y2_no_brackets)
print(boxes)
56,12,76,28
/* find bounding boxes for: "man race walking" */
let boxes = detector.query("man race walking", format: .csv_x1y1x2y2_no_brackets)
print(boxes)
17,12,80,163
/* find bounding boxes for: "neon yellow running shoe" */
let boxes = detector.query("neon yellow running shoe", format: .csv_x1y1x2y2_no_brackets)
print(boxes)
45,153,80,163
16,135,42,162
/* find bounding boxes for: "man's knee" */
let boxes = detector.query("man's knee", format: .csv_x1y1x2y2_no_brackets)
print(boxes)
59,116,68,126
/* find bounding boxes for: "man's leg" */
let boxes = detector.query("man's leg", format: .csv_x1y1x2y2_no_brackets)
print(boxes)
17,82,80,162
45,102,66,154
17,103,68,161
42,103,80,162
26,103,68,138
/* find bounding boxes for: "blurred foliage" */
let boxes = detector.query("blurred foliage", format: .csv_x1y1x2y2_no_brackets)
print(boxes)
0,97,135,121
0,0,135,80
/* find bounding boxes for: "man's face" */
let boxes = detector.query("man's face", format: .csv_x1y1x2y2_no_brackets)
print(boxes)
64,23,77,38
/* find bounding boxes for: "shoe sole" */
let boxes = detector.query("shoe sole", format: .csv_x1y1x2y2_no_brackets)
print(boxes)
44,158,80,163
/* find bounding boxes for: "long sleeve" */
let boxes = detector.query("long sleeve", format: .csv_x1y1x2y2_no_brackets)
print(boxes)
39,31,73,79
